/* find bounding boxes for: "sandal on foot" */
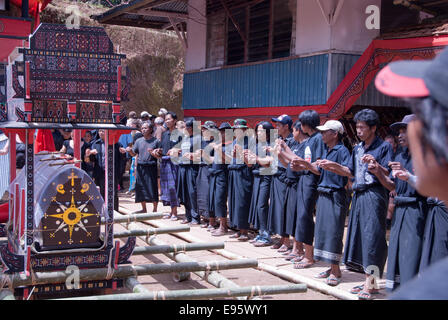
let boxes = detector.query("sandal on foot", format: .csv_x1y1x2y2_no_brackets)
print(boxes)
282,249,293,256
253,240,272,247
170,215,179,221
237,234,250,241
270,241,282,249
277,245,291,253
162,214,171,219
211,229,228,237
293,260,314,269
200,223,209,228
350,285,364,294
326,275,341,287
229,232,241,239
284,253,300,261
207,224,217,231
358,290,377,300
315,269,331,279
290,255,304,263
180,219,191,224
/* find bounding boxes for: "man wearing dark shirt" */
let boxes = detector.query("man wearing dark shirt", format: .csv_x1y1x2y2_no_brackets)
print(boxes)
268,115,294,251
318,109,393,300
290,110,326,270
127,122,162,213
385,115,427,292
299,120,350,286
160,112,182,220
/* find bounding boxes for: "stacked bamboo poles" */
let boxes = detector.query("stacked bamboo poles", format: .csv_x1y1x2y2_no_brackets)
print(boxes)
57,283,307,300
1,259,259,288
116,211,244,293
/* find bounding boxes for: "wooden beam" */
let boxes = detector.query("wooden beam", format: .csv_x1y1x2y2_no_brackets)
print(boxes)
268,0,273,60
393,0,438,16
421,0,448,7
131,8,188,19
220,0,246,42
169,17,188,50
244,5,249,63
96,0,177,23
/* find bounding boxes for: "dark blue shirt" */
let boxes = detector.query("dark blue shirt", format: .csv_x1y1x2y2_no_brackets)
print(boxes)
318,142,350,190
278,133,294,170
305,132,325,163
286,139,307,180
348,136,393,191
391,147,420,198
211,142,231,170
229,135,256,168
161,129,182,156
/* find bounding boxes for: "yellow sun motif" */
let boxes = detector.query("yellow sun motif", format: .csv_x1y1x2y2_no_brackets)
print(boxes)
48,189,96,244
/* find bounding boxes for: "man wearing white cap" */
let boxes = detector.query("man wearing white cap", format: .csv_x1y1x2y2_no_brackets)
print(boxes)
292,120,350,286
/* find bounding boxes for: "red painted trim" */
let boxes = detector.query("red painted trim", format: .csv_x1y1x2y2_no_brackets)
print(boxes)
0,18,32,38
74,130,81,168
23,288,29,300
117,66,122,102
114,240,120,269
26,246,31,276
20,188,25,241
25,62,31,99
9,132,16,183
326,35,448,119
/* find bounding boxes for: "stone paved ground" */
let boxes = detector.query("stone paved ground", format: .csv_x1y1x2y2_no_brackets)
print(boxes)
115,191,391,301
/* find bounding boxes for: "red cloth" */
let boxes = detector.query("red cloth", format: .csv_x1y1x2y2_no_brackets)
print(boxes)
0,202,8,223
34,129,56,153
10,0,51,17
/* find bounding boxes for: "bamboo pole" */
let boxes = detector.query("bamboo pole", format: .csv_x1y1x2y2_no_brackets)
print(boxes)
118,215,243,294
118,207,353,301
132,242,225,256
0,290,15,300
56,283,307,300
113,225,190,238
2,259,258,288
125,277,150,294
113,212,164,223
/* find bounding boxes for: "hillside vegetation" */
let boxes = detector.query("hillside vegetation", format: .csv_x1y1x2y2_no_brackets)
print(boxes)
40,0,185,118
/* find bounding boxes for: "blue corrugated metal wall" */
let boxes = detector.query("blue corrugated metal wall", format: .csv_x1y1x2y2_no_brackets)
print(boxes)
182,54,329,109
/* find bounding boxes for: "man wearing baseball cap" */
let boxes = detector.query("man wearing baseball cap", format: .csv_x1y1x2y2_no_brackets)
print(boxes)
308,109,393,299
379,114,428,293
293,120,350,286
269,114,294,252
375,47,448,300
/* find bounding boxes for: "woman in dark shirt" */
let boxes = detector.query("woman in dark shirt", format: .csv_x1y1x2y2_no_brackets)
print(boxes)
246,121,275,246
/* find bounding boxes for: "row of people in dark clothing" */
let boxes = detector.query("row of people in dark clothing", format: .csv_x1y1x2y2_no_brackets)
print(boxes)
130,108,448,300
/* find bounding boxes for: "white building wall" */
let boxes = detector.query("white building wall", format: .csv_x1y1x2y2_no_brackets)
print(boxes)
295,0,381,55
185,0,207,72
